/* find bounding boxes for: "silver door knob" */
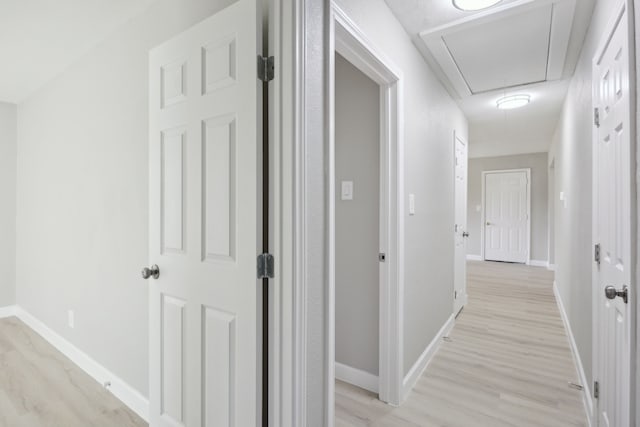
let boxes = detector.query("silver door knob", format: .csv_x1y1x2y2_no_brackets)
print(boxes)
604,285,628,304
142,265,160,280
462,232,469,238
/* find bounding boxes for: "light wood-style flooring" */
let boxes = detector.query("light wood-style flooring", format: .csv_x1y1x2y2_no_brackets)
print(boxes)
0,316,146,427
336,261,588,426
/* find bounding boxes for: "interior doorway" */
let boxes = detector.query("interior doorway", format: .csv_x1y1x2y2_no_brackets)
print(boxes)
334,52,381,395
482,169,531,263
453,132,468,315
328,4,404,416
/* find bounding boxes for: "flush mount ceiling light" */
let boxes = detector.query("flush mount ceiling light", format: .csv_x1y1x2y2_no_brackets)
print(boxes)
453,0,503,11
496,94,531,110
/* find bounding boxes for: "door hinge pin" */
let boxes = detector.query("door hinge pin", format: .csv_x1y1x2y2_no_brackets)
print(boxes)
257,253,274,279
594,243,601,265
257,55,274,82
594,107,600,128
594,381,599,399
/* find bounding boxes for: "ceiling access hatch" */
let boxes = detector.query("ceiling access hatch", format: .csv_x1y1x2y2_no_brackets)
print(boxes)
419,0,576,98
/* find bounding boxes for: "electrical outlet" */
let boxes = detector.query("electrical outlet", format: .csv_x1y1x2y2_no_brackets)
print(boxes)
68,310,74,329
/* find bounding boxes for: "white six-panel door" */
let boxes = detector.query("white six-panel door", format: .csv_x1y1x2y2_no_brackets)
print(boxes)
454,133,468,314
483,170,530,263
148,2,261,426
593,3,632,426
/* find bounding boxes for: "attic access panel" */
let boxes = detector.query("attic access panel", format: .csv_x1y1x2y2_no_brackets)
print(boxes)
419,0,576,98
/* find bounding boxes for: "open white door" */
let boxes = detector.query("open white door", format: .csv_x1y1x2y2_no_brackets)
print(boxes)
148,2,261,426
483,170,530,264
454,132,468,314
593,3,633,426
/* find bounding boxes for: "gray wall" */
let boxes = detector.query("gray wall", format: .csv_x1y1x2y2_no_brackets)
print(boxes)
550,0,618,393
335,54,380,376
333,0,468,377
15,0,235,397
0,103,16,307
467,153,549,262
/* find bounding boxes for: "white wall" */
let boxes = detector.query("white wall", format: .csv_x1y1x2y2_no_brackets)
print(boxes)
16,0,235,397
0,103,16,308
333,0,468,377
334,54,380,376
466,153,549,262
549,0,619,397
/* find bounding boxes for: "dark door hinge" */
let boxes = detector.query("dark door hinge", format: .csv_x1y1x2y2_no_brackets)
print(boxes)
594,381,599,399
257,55,274,82
594,107,600,128
257,253,274,279
595,243,601,265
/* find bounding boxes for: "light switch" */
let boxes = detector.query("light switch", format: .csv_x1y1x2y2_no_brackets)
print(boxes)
409,194,415,215
560,191,567,208
341,181,354,200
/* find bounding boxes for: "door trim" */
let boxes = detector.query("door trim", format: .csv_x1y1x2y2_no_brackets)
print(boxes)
328,1,404,416
480,168,532,264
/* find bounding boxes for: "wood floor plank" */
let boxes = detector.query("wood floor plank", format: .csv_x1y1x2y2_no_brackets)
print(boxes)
0,317,146,427
335,261,589,426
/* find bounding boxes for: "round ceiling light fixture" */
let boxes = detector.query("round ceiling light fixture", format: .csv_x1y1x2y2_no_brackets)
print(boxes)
453,0,503,11
496,94,531,110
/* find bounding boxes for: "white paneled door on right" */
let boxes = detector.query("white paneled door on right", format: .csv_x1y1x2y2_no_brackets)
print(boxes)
593,3,632,426
148,1,261,426
483,170,530,263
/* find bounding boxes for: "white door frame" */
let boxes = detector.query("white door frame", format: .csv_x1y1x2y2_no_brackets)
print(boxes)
328,1,404,415
480,168,532,264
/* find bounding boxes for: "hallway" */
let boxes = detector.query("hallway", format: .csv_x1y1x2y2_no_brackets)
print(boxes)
335,261,587,426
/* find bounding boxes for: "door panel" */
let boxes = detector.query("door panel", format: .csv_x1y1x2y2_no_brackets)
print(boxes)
593,5,631,426
149,2,260,426
454,134,468,313
483,171,529,263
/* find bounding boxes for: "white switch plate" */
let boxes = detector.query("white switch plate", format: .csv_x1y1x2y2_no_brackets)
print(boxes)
409,194,415,215
68,310,75,329
341,181,354,200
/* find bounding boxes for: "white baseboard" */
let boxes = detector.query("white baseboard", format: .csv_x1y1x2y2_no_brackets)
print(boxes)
529,259,549,267
335,362,379,394
548,263,556,271
13,307,149,422
552,282,593,426
0,305,17,318
402,313,455,401
466,254,482,261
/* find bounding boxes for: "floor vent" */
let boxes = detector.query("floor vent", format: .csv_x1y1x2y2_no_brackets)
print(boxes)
568,382,583,391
